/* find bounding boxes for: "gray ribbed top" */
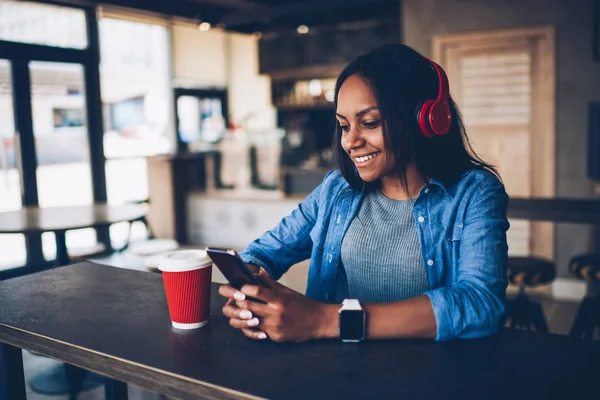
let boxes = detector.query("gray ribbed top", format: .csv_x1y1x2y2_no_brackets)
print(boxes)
338,190,428,303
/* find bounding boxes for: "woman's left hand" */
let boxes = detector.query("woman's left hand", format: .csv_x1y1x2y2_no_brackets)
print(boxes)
219,269,335,342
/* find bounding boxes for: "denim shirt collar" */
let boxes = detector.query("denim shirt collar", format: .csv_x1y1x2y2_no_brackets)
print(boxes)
428,177,456,199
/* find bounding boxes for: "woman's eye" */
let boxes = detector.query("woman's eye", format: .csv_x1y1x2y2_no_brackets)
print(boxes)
363,120,380,129
340,125,350,132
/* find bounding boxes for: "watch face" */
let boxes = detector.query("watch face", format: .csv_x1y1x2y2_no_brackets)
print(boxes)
340,310,364,341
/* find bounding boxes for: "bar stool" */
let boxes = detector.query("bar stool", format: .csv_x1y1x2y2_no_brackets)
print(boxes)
568,253,600,339
125,215,178,271
119,199,179,258
505,256,556,333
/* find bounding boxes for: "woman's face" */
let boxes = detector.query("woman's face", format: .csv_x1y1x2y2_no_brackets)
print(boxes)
337,74,395,182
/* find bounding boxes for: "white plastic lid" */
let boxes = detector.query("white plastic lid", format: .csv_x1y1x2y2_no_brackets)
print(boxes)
158,249,212,272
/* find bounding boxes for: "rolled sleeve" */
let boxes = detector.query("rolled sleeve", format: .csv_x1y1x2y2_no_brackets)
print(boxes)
425,177,509,341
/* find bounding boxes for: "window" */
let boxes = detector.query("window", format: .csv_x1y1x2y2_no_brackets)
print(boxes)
0,1,87,49
99,16,173,244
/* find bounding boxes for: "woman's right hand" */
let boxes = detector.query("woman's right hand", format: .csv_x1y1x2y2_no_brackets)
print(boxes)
219,263,267,338
220,285,268,339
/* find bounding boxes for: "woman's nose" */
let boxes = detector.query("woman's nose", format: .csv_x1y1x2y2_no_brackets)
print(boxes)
344,126,364,150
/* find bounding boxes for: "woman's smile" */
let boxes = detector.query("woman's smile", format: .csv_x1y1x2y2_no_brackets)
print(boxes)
353,151,381,168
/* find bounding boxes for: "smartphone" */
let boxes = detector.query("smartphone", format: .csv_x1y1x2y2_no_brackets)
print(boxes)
206,247,263,290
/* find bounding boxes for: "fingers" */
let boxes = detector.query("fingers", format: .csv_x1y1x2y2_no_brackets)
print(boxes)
229,317,260,329
218,284,247,301
222,303,254,320
218,284,236,298
240,283,277,304
242,328,268,340
257,269,292,295
224,302,261,329
257,268,279,289
235,299,271,317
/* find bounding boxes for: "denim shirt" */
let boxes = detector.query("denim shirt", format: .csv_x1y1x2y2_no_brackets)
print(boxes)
239,169,509,342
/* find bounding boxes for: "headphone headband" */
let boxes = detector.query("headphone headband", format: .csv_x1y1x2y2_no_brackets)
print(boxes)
417,59,452,138
429,61,450,104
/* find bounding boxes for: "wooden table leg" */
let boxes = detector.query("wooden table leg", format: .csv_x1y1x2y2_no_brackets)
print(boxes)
0,343,26,400
96,225,113,253
24,232,45,267
55,231,69,266
105,378,128,400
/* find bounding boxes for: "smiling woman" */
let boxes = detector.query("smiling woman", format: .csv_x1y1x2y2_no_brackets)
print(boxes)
218,44,509,344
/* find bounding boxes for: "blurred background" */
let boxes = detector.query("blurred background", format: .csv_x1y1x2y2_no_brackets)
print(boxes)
0,0,599,327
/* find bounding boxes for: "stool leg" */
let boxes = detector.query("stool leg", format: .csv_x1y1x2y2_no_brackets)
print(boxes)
0,344,26,400
588,295,600,339
528,302,548,333
502,298,514,327
509,304,525,329
105,379,128,400
510,292,530,330
571,298,595,339
508,292,548,333
65,364,86,400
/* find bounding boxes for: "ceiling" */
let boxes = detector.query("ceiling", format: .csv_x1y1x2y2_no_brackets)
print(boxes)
69,0,400,34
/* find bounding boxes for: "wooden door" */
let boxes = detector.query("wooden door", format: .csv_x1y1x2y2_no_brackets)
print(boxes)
433,27,556,259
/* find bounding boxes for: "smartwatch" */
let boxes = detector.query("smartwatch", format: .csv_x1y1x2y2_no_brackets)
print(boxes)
338,299,366,342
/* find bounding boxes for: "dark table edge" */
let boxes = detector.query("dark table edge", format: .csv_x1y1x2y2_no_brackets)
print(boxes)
0,323,264,400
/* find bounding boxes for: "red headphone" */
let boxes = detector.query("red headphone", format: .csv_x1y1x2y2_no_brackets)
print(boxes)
417,60,452,138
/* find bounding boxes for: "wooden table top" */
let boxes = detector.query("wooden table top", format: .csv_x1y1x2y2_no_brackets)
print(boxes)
1,262,599,400
0,204,148,234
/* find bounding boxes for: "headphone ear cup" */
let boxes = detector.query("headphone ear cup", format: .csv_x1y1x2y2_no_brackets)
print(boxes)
415,102,423,122
417,100,435,138
428,100,452,136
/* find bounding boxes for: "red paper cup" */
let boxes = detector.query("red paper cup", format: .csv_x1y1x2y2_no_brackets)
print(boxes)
159,250,213,329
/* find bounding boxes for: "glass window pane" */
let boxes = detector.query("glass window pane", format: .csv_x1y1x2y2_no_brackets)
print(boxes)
31,61,92,207
100,17,172,161
0,59,19,212
29,61,97,258
100,18,171,205
0,58,26,269
0,1,87,49
100,17,172,243
178,96,226,143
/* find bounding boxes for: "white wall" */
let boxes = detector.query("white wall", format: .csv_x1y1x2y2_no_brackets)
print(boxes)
172,24,228,87
171,25,276,130
227,33,276,130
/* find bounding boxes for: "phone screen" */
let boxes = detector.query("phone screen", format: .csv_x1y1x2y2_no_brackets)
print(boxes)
206,247,262,290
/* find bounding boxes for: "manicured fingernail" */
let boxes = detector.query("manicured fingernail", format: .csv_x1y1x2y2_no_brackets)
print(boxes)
247,318,260,327
234,292,246,301
239,310,252,319
257,332,267,339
